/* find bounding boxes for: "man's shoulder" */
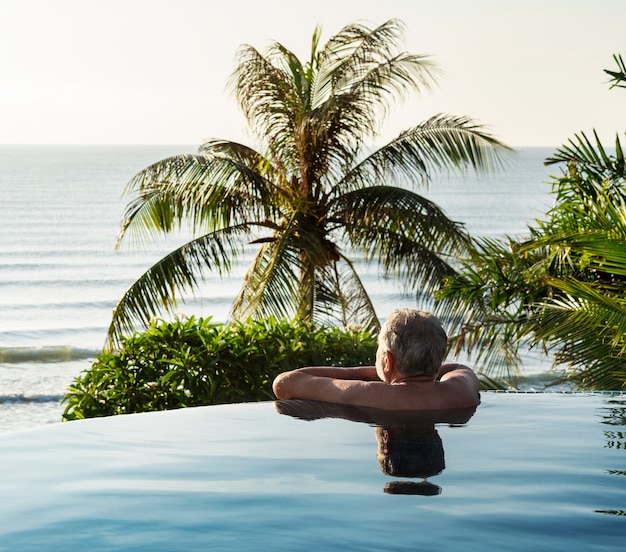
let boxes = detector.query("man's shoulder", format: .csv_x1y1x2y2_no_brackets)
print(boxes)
439,366,478,383
439,362,473,374
436,366,481,407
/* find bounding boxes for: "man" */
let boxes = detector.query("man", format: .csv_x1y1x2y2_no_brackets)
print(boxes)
272,309,481,410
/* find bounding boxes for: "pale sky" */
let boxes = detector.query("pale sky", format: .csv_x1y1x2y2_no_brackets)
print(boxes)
1,0,625,147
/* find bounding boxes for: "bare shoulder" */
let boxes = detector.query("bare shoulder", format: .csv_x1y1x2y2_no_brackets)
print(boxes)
436,364,481,406
438,363,475,377
439,364,479,384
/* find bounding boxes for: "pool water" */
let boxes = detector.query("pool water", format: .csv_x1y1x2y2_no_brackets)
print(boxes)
0,393,624,551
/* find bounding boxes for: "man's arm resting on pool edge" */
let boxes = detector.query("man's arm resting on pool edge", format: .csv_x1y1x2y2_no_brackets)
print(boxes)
272,367,381,402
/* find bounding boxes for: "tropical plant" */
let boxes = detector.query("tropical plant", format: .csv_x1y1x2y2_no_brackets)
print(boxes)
107,19,510,348
606,53,626,89
62,316,377,420
435,233,549,381
525,135,626,389
436,53,626,389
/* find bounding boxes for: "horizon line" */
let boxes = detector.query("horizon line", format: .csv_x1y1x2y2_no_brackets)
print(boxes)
0,142,562,149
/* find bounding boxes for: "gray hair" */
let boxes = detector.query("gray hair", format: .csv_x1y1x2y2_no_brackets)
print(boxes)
378,309,448,377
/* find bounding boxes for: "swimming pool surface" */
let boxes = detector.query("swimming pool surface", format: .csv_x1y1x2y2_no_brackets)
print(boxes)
0,393,624,550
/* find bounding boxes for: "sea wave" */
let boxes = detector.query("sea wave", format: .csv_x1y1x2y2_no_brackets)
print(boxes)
0,346,99,364
0,393,65,404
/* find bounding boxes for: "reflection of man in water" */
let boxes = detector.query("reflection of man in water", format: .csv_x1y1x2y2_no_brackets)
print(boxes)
376,425,445,496
273,309,481,411
275,400,476,496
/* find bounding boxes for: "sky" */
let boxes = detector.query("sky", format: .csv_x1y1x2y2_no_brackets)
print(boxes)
1,0,625,147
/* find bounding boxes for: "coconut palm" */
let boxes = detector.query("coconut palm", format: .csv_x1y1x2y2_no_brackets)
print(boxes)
107,19,510,348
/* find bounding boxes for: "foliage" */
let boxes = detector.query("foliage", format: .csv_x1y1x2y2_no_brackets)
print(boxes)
525,136,626,389
62,317,377,420
435,53,626,390
606,53,626,89
107,19,510,349
435,234,549,381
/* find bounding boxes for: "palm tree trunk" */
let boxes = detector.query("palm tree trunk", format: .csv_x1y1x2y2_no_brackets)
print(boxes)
298,255,315,323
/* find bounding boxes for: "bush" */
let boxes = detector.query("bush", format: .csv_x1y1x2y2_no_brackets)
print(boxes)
62,316,377,421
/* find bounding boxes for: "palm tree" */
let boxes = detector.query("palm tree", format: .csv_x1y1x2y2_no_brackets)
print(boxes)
107,19,510,348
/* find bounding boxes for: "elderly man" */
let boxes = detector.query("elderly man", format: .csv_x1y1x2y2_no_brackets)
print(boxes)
272,309,480,410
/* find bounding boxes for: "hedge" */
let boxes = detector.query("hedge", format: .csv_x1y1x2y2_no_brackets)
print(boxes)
62,316,377,421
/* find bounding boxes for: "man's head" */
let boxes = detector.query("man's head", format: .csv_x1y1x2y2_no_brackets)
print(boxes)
377,309,448,378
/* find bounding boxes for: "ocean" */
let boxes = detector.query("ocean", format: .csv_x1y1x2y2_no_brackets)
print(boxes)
0,145,557,434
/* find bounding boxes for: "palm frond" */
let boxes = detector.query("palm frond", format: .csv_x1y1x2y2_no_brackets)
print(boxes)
525,231,626,276
117,148,276,248
448,317,526,381
545,131,626,186
304,21,443,190
519,180,626,279
332,185,470,260
533,281,626,389
313,257,380,332
315,19,438,105
358,228,460,294
433,236,537,381
230,222,303,322
313,20,439,132
605,53,626,89
106,225,252,349
542,278,626,348
228,44,301,169
346,114,512,191
431,52,626,389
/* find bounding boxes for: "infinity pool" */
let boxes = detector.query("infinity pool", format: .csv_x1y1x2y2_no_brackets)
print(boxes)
0,393,624,550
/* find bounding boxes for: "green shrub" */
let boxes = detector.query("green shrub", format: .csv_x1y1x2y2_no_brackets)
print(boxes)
62,316,377,421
